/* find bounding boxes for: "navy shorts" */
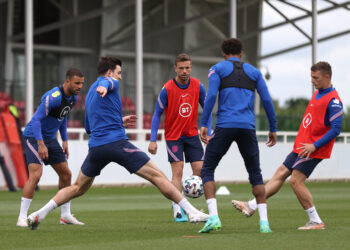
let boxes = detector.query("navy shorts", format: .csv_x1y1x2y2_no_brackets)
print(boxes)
24,137,66,165
283,152,322,178
202,127,263,186
81,140,150,177
166,135,204,163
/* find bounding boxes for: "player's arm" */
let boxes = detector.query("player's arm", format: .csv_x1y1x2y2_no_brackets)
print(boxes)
314,98,343,148
148,88,167,154
96,78,115,97
84,113,91,135
199,83,212,137
255,72,277,147
31,106,48,160
59,116,69,159
200,67,220,144
32,94,61,159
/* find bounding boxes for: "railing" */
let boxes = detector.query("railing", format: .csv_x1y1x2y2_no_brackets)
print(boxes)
66,128,350,144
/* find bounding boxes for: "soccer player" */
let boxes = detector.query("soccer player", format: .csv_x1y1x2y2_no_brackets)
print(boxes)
16,68,85,227
27,57,209,230
198,38,277,233
148,53,211,222
232,61,342,230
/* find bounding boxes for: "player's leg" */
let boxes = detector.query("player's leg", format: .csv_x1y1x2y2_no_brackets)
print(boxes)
27,145,106,230
52,161,85,225
232,152,294,217
170,161,188,222
136,160,209,223
236,129,271,233
199,128,233,233
17,163,42,226
27,170,94,230
183,135,204,177
290,166,324,230
17,137,44,227
166,139,187,221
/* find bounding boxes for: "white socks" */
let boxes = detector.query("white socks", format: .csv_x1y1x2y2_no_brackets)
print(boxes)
306,206,322,223
61,200,71,217
178,198,197,214
18,197,32,219
206,198,218,217
37,199,58,221
248,199,258,211
257,203,268,221
172,201,181,217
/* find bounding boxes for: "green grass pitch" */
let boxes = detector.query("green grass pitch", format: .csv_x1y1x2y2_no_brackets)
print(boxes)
0,182,349,250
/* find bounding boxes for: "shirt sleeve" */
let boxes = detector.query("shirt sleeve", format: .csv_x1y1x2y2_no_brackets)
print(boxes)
199,83,212,135
98,77,115,91
255,73,277,132
200,66,220,127
32,93,61,140
59,116,68,141
313,98,343,149
84,113,91,135
150,88,167,141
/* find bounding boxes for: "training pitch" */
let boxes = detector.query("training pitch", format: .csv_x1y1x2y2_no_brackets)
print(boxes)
0,182,349,250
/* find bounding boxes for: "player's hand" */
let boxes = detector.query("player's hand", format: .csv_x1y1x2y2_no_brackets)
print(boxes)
62,140,69,159
200,127,209,144
148,141,157,154
37,140,48,160
123,115,137,128
96,86,108,97
266,131,277,147
296,143,316,160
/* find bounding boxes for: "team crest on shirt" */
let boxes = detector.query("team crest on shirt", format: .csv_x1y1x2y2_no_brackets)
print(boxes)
179,103,192,117
58,106,71,121
51,91,60,98
302,113,312,128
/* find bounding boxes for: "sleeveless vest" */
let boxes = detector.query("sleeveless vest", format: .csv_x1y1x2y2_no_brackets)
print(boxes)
293,89,341,159
219,61,256,92
49,85,74,121
163,77,200,140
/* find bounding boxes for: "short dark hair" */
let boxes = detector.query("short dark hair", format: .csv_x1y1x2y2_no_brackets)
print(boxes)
311,61,332,78
97,57,122,75
65,68,84,79
174,53,191,66
221,38,243,56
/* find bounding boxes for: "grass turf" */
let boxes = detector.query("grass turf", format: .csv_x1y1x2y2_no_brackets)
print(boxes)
0,182,349,250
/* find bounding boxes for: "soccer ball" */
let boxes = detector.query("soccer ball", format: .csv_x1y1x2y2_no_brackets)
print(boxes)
182,175,204,198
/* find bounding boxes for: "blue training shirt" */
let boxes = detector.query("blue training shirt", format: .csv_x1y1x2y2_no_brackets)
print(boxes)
200,57,277,132
85,76,128,148
23,87,76,141
313,86,343,149
150,78,212,141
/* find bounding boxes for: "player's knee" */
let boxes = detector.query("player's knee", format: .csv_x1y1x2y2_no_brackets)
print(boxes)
201,167,214,184
29,172,42,184
289,176,301,188
275,165,290,180
249,173,264,186
59,169,72,184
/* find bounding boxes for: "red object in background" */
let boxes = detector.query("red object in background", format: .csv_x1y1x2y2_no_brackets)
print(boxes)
0,97,28,188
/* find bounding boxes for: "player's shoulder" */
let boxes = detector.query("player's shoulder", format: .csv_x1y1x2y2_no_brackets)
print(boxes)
242,62,262,80
330,96,343,108
42,86,62,102
190,77,201,85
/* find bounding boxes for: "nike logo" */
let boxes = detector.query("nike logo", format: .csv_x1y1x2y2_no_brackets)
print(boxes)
181,94,188,98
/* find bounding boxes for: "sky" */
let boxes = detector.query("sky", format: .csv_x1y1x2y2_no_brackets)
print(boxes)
260,0,350,111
